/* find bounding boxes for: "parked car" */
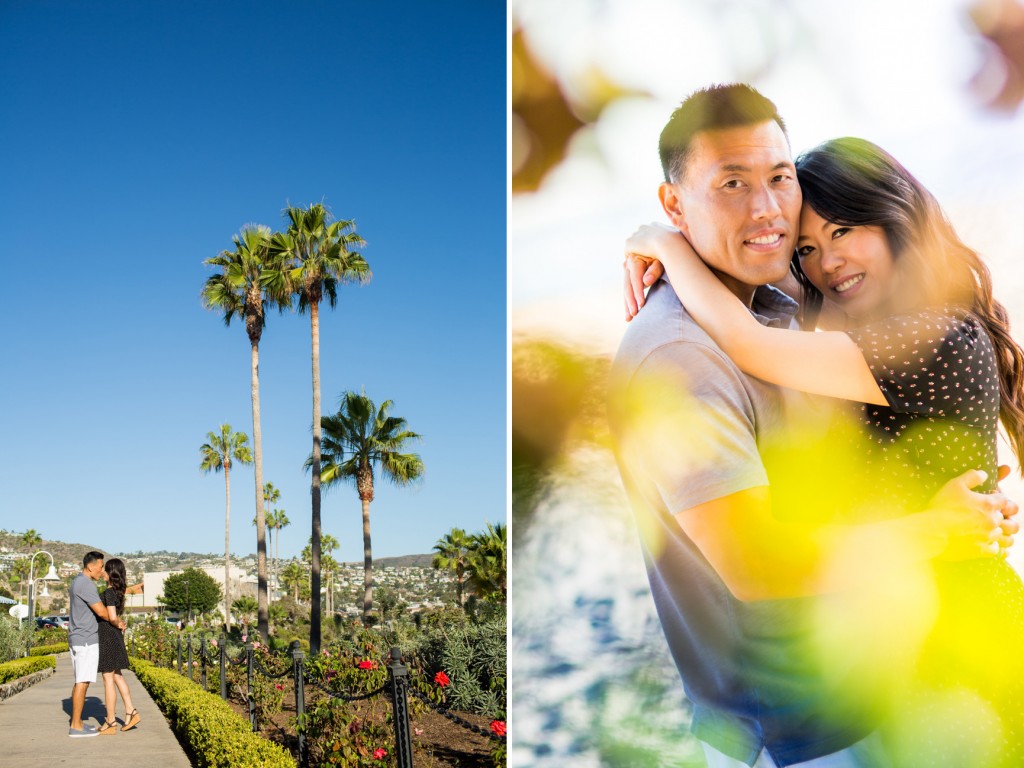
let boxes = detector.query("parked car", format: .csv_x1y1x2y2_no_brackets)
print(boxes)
52,615,70,628
35,617,59,629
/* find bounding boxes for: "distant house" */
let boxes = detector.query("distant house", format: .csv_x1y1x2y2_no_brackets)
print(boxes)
124,565,249,621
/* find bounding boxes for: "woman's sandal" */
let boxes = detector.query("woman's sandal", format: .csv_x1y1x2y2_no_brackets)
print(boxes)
122,709,141,732
98,719,118,735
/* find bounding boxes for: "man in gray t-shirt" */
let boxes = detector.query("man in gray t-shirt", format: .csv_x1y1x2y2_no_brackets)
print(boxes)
611,84,1015,768
67,550,124,738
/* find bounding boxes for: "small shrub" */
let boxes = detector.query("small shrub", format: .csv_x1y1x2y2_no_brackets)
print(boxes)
29,643,66,657
130,658,293,768
0,655,56,684
0,617,33,663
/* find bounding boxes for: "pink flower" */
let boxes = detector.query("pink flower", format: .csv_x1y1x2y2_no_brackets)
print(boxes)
209,638,218,647
434,671,450,687
241,635,248,642
490,720,507,737
275,683,283,691
373,748,387,760
252,641,261,649
192,661,199,667
414,728,423,736
358,659,377,670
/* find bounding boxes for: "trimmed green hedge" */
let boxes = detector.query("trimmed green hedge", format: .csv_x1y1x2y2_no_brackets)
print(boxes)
130,658,294,768
0,655,56,684
29,643,67,657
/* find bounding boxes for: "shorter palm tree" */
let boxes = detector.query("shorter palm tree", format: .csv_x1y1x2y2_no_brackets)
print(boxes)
432,528,474,607
200,424,253,630
467,522,507,603
317,391,424,623
280,561,307,603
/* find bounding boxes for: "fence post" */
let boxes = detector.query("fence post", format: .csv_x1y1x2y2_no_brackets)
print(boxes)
246,641,257,732
388,647,415,768
176,633,183,675
201,637,208,689
219,633,227,700
187,635,193,681
290,640,307,768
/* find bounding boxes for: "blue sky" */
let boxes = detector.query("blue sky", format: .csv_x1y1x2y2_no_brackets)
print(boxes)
0,1,506,564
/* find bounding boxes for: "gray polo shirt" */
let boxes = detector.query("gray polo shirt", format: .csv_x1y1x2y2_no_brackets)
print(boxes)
609,279,880,767
68,571,101,646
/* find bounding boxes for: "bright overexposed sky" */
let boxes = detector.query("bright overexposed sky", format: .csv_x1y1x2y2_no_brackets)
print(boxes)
510,0,1024,569
0,1,505,563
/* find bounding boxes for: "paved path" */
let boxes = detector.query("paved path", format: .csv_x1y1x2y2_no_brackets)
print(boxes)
0,654,193,766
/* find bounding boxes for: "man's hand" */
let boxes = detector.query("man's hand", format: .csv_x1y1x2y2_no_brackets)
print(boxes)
926,468,1015,560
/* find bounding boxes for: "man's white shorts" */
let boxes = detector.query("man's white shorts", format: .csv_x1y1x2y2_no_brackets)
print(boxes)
69,643,99,684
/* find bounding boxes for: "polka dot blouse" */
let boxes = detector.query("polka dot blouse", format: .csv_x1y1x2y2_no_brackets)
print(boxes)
845,305,1001,505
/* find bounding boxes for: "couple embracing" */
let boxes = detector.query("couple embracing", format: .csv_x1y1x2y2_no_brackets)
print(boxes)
67,550,141,737
611,84,1024,766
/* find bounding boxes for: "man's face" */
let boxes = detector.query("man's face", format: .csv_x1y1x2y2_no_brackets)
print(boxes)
84,559,104,580
660,120,801,298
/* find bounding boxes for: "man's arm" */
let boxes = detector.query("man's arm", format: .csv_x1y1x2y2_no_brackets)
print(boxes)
680,470,1010,602
89,601,126,630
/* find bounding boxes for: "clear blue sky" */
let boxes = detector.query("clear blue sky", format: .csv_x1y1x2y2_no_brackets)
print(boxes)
0,1,506,564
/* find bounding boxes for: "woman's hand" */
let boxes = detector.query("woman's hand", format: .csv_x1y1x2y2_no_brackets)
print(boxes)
623,223,689,320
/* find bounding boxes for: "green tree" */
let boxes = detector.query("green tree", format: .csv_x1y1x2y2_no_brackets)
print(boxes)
280,561,307,603
20,529,41,553
271,508,290,598
270,203,369,653
468,522,507,604
302,533,339,616
432,527,474,608
232,595,259,627
199,424,253,630
318,391,423,624
161,568,222,620
203,226,289,641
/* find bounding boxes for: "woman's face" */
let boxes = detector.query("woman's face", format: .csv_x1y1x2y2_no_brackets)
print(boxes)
796,205,898,321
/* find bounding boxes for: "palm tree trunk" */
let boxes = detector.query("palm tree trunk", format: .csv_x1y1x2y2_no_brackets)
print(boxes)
224,463,232,632
310,299,323,653
362,497,373,622
251,342,269,639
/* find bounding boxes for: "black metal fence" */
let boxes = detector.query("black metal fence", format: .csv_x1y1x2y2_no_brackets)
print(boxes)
137,632,504,768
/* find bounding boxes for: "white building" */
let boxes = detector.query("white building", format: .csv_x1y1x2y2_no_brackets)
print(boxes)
124,565,248,621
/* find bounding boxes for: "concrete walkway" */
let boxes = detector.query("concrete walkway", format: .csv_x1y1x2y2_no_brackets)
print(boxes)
0,654,193,766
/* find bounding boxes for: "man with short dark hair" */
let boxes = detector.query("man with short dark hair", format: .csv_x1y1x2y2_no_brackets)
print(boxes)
68,550,125,737
610,83,1013,767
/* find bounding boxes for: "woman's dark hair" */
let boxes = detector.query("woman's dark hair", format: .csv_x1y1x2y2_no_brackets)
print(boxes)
104,558,127,613
792,137,1024,467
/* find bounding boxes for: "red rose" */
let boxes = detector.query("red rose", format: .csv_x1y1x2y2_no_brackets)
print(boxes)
358,660,376,670
490,720,507,737
373,748,387,759
434,671,450,687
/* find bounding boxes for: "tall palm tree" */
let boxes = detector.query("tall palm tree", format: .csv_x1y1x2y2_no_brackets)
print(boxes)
303,533,339,616
202,226,289,639
270,203,369,652
318,391,423,623
199,424,253,631
19,529,43,602
432,528,474,608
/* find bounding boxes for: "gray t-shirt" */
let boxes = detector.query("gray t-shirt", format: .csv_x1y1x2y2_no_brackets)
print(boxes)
68,571,101,646
609,279,878,767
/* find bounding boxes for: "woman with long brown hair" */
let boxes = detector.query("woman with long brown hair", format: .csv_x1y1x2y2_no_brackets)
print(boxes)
96,557,140,734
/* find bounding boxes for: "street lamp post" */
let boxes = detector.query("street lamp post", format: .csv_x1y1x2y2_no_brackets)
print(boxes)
27,551,60,624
